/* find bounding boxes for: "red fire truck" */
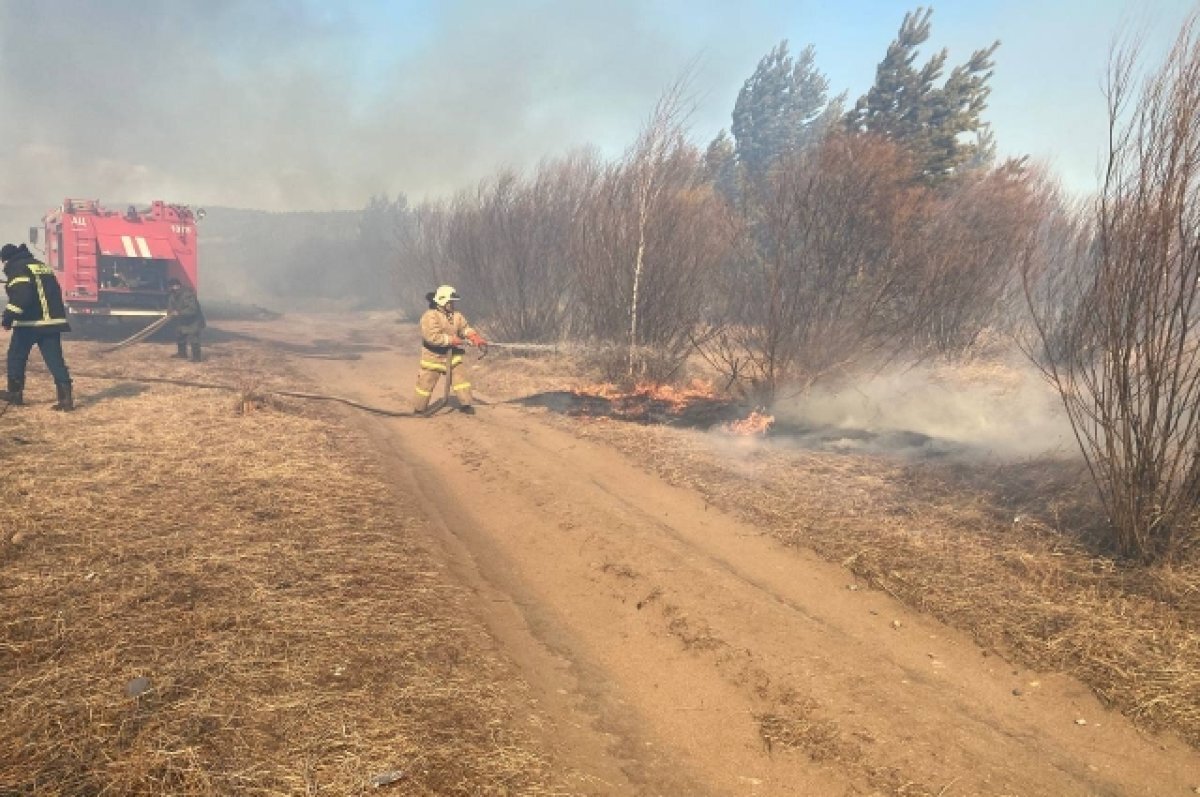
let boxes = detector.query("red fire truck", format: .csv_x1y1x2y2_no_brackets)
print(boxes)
29,198,201,320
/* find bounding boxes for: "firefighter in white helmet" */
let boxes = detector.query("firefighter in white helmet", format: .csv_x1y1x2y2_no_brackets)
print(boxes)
413,285,487,415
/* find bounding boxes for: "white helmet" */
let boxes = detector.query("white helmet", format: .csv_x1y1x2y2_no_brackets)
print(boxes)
433,285,461,307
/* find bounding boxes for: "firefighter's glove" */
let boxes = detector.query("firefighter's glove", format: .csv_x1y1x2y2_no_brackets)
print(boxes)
449,335,464,347
1,312,12,330
468,332,487,348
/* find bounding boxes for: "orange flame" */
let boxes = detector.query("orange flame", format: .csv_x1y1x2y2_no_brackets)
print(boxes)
724,410,775,436
573,378,718,411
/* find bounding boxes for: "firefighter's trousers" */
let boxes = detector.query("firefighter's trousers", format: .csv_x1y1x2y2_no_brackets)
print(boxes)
176,329,202,347
173,314,202,348
413,354,472,413
7,328,71,386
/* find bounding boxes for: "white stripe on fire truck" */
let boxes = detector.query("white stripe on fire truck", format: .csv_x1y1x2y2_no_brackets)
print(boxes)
135,237,151,258
120,236,138,257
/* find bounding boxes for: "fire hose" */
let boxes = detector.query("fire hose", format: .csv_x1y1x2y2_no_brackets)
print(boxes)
70,342,553,417
99,314,173,354
480,342,560,352
71,343,563,417
56,317,564,418
68,370,414,417
71,317,406,415
416,340,562,415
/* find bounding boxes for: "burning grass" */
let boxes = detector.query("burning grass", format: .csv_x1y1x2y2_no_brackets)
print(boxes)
722,409,775,436
573,378,719,410
509,376,771,434
565,378,737,426
0,340,563,796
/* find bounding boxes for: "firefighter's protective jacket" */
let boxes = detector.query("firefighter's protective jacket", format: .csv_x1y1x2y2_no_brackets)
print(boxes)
3,251,70,332
418,307,477,372
167,287,206,335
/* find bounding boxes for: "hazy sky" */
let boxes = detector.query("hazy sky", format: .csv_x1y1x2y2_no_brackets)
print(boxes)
0,0,1194,212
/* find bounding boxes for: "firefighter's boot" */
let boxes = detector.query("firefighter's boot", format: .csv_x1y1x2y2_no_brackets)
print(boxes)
190,343,202,363
173,340,188,358
0,377,23,405
52,382,74,412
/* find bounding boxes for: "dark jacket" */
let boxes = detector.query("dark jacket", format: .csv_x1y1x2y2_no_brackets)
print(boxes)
3,250,70,332
167,287,206,335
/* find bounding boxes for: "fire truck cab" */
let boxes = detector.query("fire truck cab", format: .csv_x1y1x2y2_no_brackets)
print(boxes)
33,198,200,320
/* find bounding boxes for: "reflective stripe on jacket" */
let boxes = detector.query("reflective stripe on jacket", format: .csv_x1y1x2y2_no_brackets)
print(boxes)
418,308,476,370
3,255,70,331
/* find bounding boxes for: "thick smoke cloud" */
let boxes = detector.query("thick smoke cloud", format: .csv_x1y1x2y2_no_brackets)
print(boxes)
0,0,753,211
769,359,1075,459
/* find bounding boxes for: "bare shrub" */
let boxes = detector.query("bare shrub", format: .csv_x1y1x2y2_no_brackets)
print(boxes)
574,85,735,382
1023,17,1200,562
907,160,1052,355
396,202,456,318
359,194,416,310
1017,195,1095,366
447,154,600,343
394,81,733,381
696,133,927,403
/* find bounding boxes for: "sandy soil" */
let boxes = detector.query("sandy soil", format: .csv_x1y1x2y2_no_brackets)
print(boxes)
224,313,1200,797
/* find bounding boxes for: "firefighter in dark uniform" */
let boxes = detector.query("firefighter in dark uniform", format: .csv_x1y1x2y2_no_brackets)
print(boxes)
166,278,206,362
413,285,487,415
1,243,73,410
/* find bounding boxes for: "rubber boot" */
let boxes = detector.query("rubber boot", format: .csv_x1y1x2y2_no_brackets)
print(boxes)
458,404,475,415
51,382,74,412
0,377,23,405
190,343,202,363
173,340,188,358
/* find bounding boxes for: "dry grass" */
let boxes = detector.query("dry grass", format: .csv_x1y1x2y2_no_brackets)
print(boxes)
1,339,564,796
472,351,1200,749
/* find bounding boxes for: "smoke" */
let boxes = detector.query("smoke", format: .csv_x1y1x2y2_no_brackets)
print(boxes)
766,357,1076,460
0,0,764,212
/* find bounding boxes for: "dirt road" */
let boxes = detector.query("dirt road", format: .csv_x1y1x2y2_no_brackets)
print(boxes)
235,316,1199,797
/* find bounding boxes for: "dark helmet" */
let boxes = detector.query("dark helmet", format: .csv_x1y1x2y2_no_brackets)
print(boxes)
0,243,29,262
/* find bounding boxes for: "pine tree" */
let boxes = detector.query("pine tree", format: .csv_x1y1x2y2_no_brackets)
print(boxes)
845,7,999,183
704,129,739,202
730,41,838,179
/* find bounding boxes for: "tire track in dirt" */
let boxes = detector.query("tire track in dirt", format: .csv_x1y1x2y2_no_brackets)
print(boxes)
352,412,682,796
356,405,857,796
393,403,1181,797
233,319,1199,796
359,397,1195,795
309,357,865,794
